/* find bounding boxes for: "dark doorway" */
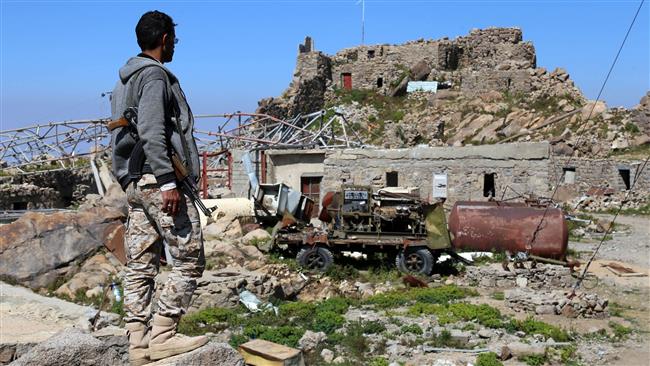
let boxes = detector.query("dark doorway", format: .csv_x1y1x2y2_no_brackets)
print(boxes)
483,173,496,198
618,169,631,190
12,202,28,210
301,176,322,217
377,77,384,88
342,73,352,90
386,171,398,187
367,50,376,59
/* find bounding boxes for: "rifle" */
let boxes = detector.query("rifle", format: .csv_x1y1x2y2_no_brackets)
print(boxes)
170,152,215,218
107,108,216,218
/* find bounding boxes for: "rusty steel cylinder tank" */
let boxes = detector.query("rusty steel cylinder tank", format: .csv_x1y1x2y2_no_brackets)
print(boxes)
448,201,568,259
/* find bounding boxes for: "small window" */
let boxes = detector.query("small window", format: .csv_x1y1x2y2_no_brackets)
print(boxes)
377,77,384,88
563,167,576,184
483,173,496,198
386,171,398,187
367,50,376,58
618,168,631,190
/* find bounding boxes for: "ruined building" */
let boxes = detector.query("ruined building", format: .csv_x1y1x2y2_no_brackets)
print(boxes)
257,28,581,119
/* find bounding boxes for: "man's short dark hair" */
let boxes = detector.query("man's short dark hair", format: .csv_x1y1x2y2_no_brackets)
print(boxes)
136,11,176,51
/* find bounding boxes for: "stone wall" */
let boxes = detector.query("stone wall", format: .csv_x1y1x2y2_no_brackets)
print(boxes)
0,184,61,210
455,28,536,70
322,142,551,204
460,69,533,95
0,168,97,209
551,156,650,193
330,40,440,94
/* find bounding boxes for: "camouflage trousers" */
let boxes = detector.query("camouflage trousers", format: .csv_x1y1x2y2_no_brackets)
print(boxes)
123,174,205,324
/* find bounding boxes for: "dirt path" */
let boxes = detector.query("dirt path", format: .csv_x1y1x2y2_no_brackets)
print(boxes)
569,214,650,268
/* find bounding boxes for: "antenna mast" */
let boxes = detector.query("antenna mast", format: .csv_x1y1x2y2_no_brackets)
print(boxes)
357,0,365,45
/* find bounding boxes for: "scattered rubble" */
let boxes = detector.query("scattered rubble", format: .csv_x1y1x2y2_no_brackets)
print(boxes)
505,288,609,318
569,189,649,213
462,263,575,289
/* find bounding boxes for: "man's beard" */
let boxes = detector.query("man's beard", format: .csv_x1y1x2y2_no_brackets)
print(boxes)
162,48,174,63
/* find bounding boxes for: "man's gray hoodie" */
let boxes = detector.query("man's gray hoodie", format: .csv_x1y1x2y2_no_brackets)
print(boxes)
110,56,200,189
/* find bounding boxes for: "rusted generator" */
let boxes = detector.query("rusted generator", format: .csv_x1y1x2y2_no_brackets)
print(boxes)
273,186,569,275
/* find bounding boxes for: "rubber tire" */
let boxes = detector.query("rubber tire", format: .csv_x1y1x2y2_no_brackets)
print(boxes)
396,247,435,275
296,246,334,272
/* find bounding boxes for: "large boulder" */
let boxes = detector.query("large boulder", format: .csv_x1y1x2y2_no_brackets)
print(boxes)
148,342,244,366
10,328,127,366
0,206,125,288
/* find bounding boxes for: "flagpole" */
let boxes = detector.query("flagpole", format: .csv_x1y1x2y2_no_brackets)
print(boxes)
361,0,365,45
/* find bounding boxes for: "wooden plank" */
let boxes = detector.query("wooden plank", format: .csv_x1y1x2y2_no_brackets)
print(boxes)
605,266,647,277
238,339,305,366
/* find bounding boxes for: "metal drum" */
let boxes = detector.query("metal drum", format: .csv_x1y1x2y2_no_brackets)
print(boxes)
448,201,568,259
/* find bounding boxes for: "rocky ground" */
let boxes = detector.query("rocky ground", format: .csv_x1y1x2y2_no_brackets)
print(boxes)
1,189,648,365
322,89,650,160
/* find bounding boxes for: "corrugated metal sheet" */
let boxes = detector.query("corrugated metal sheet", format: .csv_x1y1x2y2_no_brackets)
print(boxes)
407,81,438,93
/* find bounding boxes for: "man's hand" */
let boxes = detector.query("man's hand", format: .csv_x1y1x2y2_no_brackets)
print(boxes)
161,188,182,216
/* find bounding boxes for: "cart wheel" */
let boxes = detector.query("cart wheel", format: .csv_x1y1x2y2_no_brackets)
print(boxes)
396,247,434,275
296,246,334,272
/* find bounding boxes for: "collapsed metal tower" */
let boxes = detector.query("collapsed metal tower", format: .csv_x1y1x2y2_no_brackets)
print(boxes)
0,110,366,171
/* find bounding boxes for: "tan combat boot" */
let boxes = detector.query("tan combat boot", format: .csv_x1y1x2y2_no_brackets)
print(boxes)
125,321,151,366
148,314,208,361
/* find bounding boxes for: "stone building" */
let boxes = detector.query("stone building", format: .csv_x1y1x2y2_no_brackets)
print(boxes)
328,27,535,95
227,142,649,209
256,28,576,119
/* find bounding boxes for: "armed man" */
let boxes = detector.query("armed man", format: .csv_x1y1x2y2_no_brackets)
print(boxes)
109,10,207,365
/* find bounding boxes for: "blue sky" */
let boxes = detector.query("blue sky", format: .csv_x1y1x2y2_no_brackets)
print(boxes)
1,0,648,131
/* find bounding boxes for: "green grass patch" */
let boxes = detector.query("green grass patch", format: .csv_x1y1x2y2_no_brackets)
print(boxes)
325,263,359,282
428,329,465,348
506,317,571,342
243,324,305,348
401,324,423,335
312,311,345,334
179,307,240,335
327,321,379,360
476,352,504,366
369,356,390,366
365,285,477,309
609,321,633,340
623,122,640,134
520,353,549,366
608,143,650,160
595,202,650,216
408,302,503,328
491,291,505,301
